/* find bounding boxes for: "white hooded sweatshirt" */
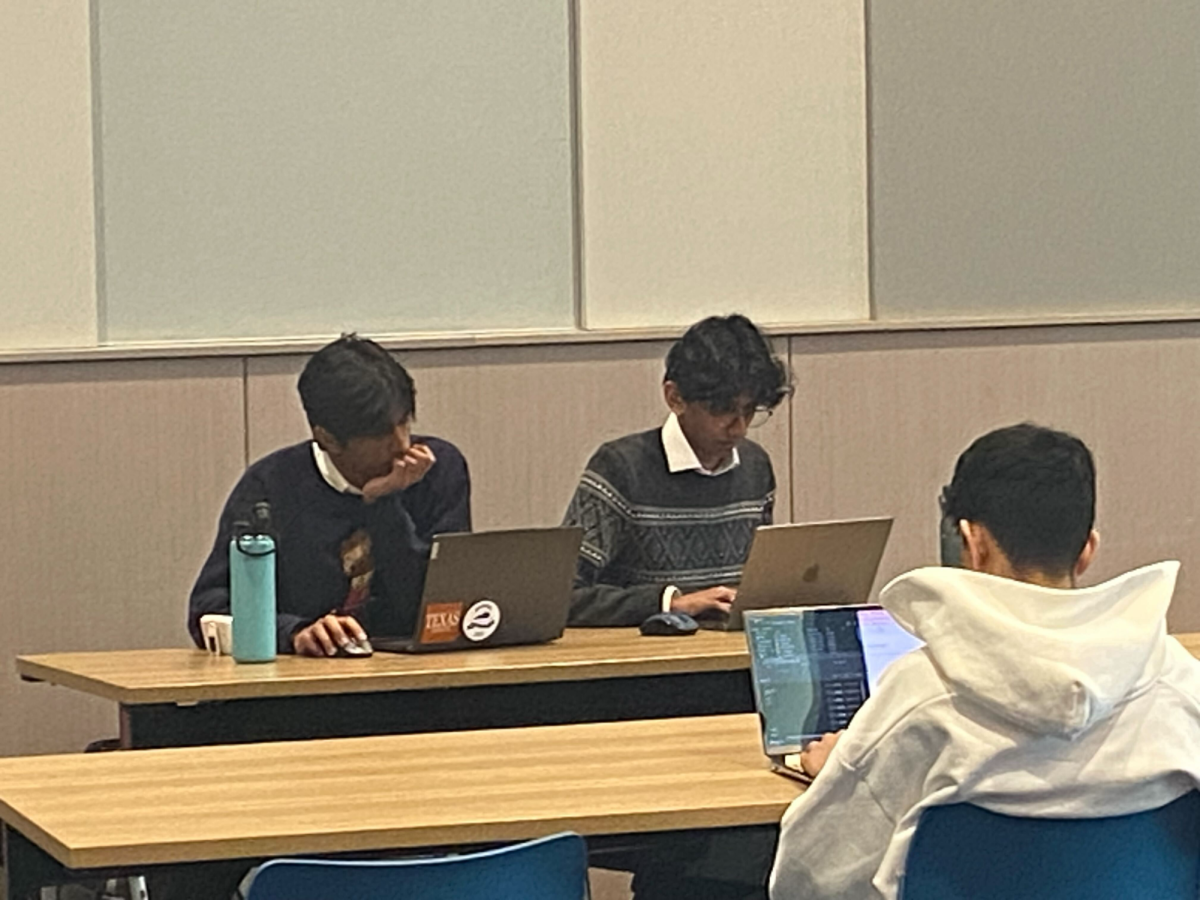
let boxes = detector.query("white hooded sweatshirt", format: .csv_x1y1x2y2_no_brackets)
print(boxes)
770,561,1200,900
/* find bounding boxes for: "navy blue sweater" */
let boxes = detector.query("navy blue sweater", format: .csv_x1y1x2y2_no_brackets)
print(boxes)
188,439,471,651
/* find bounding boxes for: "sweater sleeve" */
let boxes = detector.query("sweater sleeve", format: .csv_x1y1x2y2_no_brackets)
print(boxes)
771,656,953,900
568,566,666,627
187,468,307,652
562,454,665,626
402,437,472,541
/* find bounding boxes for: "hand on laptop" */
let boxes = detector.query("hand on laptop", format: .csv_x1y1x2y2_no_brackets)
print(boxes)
799,731,844,778
362,444,437,503
293,613,370,657
671,586,737,619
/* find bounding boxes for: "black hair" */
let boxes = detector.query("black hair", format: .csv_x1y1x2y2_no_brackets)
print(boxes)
941,423,1096,577
663,314,791,412
297,335,415,443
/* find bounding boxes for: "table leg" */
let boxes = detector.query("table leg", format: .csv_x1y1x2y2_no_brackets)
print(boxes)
1,822,256,900
2,824,68,900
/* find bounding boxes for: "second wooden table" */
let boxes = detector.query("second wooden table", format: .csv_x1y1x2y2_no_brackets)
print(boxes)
17,628,753,748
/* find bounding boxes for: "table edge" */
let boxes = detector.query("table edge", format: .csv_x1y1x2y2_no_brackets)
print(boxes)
15,648,751,705
62,801,795,870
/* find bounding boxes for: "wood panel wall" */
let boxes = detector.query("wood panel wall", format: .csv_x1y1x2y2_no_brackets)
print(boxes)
0,359,244,757
2,324,1198,756
791,323,1200,632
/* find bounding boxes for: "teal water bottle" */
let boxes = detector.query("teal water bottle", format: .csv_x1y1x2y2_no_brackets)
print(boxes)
230,501,277,663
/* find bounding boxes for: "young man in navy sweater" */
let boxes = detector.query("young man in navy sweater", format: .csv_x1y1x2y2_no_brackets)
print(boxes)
188,335,471,655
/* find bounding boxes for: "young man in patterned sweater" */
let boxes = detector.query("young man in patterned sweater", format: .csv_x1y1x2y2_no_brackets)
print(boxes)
564,314,790,900
564,313,790,628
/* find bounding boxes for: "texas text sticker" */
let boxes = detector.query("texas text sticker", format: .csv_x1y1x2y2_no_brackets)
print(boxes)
420,601,464,644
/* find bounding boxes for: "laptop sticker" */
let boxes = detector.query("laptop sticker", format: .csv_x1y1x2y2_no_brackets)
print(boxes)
420,601,464,644
462,600,501,642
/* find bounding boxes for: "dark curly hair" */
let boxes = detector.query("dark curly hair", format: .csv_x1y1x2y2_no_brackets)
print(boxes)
663,314,791,412
297,334,415,443
941,423,1095,577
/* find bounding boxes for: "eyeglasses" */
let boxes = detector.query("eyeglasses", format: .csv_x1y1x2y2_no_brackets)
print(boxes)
747,407,773,428
703,403,774,429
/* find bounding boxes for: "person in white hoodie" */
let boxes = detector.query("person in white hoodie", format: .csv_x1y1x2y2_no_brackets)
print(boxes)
770,423,1200,900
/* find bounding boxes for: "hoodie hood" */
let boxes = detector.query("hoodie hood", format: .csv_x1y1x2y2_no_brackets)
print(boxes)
880,561,1179,738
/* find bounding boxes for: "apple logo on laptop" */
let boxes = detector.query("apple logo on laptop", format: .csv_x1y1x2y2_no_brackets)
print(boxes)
802,564,820,583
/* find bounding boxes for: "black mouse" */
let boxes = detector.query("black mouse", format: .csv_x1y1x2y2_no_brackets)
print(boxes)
639,611,699,637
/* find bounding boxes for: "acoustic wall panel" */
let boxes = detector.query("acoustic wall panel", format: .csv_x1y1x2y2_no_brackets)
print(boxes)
579,0,868,329
96,1,574,341
870,1,1200,320
0,2,98,349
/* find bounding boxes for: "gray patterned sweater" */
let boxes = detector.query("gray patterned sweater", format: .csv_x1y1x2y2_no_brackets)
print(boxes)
562,428,775,626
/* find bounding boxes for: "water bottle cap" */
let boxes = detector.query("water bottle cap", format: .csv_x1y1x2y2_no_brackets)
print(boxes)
235,533,276,557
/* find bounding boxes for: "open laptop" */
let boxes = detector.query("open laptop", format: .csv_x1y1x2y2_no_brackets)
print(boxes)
708,516,893,631
371,526,582,654
744,604,922,782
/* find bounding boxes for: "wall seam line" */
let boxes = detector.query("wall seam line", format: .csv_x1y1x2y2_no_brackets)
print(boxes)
863,0,877,321
568,0,586,330
89,0,109,342
241,357,251,467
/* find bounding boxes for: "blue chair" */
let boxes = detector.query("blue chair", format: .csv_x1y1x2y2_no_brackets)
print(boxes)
244,831,589,900
900,791,1200,900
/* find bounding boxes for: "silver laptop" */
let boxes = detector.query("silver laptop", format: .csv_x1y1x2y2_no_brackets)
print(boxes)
711,516,893,631
371,526,582,654
745,604,922,781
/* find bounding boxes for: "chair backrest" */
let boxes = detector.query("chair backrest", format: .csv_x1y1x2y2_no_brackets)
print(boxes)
245,832,589,900
900,791,1200,900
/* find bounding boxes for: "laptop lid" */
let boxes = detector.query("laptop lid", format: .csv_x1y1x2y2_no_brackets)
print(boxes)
373,526,582,653
726,517,893,629
745,604,922,757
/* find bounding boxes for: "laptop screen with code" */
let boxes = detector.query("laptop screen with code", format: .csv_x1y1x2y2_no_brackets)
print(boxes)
746,605,922,754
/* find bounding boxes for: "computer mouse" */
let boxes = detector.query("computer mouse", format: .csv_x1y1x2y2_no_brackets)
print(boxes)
335,637,374,658
639,611,699,637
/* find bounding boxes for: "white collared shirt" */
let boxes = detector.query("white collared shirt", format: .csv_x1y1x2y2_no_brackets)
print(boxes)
660,412,741,477
312,442,363,496
657,413,741,611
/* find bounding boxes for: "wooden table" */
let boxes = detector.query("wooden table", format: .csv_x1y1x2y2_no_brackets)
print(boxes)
1174,632,1200,658
16,629,753,748
0,714,799,898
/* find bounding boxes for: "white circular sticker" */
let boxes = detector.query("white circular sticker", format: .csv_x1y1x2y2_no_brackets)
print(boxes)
462,599,501,642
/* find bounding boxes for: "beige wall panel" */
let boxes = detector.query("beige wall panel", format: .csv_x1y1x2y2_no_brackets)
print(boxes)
579,0,867,328
0,359,244,755
790,325,1200,631
869,1,1200,320
0,1,98,349
97,0,573,341
247,342,791,532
